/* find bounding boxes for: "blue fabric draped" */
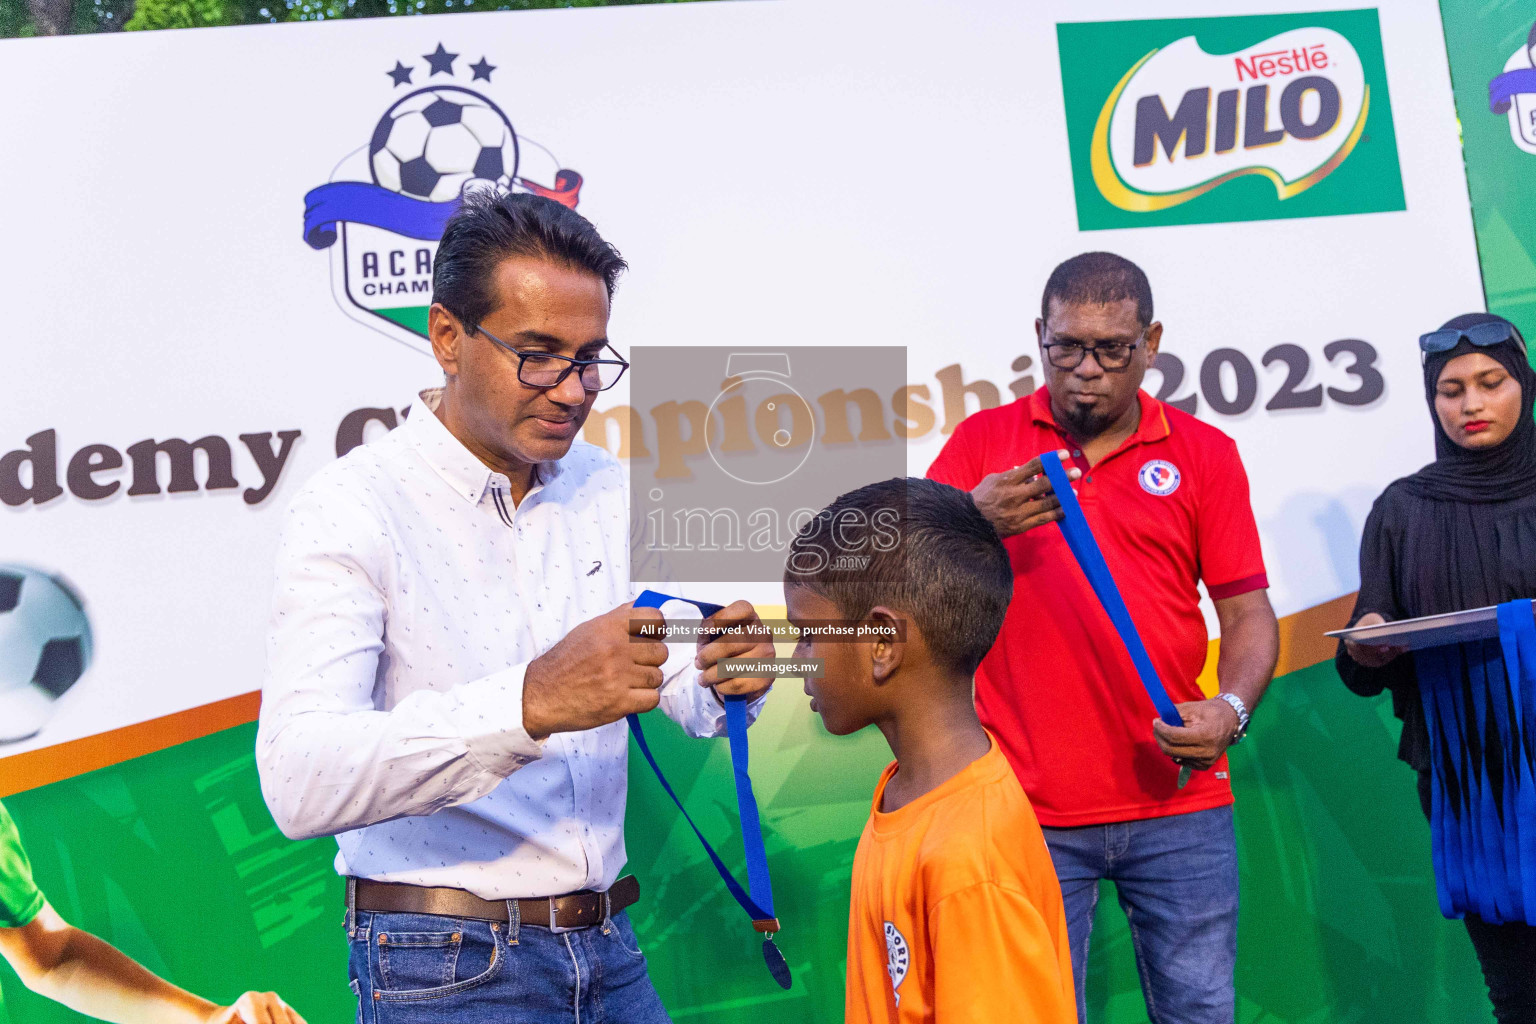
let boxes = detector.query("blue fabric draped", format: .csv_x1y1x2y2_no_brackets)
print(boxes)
626,590,791,989
1414,599,1536,924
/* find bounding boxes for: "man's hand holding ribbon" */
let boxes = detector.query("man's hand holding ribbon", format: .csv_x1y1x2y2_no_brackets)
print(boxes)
694,599,777,703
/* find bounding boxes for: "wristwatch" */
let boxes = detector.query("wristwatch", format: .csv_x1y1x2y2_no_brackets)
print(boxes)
1216,692,1250,744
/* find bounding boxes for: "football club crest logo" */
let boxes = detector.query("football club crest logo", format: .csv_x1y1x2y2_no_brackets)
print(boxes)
1488,21,1536,155
1139,459,1181,496
302,43,583,352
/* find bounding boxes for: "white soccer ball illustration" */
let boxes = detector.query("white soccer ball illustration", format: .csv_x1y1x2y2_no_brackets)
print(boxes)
369,86,519,203
0,565,92,743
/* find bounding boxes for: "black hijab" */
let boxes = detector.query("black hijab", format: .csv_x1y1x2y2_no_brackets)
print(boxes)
1400,312,1536,503
1339,312,1536,775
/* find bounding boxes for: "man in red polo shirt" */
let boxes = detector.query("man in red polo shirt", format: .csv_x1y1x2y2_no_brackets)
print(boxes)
927,252,1279,1024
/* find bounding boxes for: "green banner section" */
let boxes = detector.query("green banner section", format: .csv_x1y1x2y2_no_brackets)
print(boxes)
1439,3,1536,345
0,659,1492,1022
0,726,345,1023
374,305,430,336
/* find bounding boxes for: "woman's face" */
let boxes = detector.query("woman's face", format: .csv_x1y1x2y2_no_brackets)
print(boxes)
1435,351,1524,450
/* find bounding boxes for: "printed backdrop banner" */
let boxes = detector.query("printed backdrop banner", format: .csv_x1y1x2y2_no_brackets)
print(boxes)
1438,1,1536,344
0,1,1499,1021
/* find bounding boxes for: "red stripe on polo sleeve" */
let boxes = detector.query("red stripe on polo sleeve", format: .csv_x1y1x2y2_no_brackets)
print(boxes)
1207,572,1270,600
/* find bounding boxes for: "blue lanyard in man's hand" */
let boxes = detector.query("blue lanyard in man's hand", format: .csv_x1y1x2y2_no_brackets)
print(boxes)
1038,453,1192,788
627,590,791,989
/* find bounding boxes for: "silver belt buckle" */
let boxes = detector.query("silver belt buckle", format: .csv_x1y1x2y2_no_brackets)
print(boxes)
547,898,581,935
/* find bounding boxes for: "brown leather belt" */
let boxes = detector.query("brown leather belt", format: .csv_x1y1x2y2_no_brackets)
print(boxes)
350,874,640,933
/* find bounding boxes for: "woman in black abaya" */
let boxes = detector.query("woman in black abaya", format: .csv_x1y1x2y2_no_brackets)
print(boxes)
1338,312,1536,1022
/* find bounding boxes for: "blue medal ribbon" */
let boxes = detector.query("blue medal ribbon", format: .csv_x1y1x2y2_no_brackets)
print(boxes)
1039,453,1191,787
1040,452,1185,729
627,590,791,989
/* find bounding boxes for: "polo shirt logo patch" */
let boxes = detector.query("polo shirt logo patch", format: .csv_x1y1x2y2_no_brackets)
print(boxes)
1138,460,1181,496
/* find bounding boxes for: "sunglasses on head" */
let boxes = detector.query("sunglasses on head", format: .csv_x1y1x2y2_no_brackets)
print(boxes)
1419,321,1526,358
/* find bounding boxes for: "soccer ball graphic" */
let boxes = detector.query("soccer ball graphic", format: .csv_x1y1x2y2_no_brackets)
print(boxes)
369,86,519,203
0,566,92,744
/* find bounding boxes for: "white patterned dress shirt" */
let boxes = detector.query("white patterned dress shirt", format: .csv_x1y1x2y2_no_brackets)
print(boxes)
256,388,762,900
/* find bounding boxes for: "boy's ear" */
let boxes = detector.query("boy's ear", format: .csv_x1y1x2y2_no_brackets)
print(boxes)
868,606,906,684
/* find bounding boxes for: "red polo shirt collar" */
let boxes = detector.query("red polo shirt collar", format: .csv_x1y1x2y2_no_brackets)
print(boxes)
1028,387,1171,469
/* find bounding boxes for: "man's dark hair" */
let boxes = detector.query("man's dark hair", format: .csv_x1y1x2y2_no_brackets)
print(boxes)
432,190,628,332
784,477,1013,676
1041,251,1154,328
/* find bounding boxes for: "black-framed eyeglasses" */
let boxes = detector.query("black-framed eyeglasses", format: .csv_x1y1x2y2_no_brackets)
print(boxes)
478,326,630,392
1042,331,1145,372
1419,321,1525,362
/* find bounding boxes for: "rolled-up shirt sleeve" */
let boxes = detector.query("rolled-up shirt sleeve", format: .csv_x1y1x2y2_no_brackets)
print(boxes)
256,482,545,842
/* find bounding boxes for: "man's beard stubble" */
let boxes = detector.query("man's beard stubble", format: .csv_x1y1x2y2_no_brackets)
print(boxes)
1057,401,1116,441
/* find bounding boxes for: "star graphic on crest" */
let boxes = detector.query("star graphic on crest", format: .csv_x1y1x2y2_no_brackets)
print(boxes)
386,61,414,87
423,43,459,76
470,56,496,82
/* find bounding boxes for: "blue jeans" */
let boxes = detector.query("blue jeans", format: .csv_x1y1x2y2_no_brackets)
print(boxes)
346,907,671,1024
1041,804,1238,1024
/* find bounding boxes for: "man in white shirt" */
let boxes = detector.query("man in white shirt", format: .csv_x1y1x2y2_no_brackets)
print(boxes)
256,190,775,1023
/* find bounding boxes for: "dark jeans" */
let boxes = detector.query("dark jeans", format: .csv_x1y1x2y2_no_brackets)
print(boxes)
346,907,671,1024
1417,771,1536,1024
1041,804,1238,1024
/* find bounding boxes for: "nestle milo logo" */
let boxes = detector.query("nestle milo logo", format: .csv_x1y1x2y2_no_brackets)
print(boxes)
1058,10,1404,230
1138,39,1344,163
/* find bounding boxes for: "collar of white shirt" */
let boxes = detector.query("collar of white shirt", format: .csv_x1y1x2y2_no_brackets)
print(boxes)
408,385,564,507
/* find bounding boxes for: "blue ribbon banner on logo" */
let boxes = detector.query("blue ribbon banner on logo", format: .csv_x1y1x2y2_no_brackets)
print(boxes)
1413,598,1536,926
302,182,462,250
627,590,791,989
1489,68,1536,114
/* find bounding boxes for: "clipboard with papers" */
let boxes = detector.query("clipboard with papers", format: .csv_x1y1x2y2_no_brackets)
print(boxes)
1326,604,1536,650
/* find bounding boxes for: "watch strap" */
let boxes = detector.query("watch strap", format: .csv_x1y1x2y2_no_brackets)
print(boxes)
1217,692,1250,743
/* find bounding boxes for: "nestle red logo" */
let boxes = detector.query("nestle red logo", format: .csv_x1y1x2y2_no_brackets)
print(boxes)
1235,43,1328,81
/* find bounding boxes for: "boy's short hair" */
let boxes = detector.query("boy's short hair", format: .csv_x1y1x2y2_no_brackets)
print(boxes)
784,477,1014,675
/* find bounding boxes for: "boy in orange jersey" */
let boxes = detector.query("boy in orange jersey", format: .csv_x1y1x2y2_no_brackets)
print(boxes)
784,478,1075,1024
